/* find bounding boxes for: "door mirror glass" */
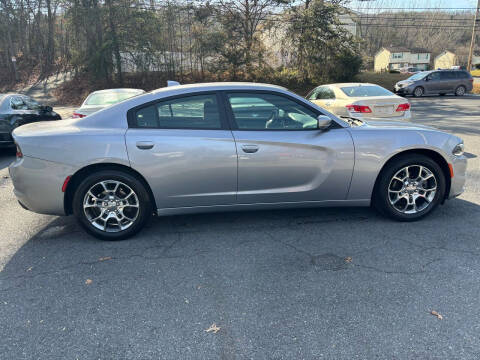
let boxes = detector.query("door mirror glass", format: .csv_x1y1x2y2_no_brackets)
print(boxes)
41,105,53,112
317,115,332,130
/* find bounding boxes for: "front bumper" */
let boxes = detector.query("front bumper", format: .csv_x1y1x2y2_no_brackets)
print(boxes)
448,155,467,199
9,155,75,216
394,85,414,95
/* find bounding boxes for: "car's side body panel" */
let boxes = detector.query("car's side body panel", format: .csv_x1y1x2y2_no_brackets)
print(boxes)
232,128,355,203
126,128,238,208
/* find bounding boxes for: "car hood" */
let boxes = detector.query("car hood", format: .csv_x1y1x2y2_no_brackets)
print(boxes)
396,80,415,86
360,119,437,131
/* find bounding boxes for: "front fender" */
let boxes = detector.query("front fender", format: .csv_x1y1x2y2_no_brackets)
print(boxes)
347,128,454,201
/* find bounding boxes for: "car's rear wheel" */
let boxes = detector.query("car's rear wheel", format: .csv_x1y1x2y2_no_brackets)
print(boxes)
413,87,424,97
373,155,446,221
73,170,152,240
455,85,466,96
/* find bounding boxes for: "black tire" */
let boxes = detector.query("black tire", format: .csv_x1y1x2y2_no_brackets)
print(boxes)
413,87,424,97
73,170,152,240
455,85,466,96
373,154,446,221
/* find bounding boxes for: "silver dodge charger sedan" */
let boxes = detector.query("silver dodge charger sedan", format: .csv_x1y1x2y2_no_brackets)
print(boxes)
9,83,467,240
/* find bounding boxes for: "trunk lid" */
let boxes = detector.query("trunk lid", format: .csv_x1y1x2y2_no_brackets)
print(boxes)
350,96,409,118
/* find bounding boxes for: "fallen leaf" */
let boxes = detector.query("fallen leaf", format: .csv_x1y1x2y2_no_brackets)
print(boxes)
345,257,352,263
99,256,112,262
205,323,220,334
431,310,443,320
85,279,93,285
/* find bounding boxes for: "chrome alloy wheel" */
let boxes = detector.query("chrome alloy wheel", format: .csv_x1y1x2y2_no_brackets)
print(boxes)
388,165,437,214
83,180,139,232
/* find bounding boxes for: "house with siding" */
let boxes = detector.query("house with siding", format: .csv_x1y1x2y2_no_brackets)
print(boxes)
374,47,431,72
434,50,457,69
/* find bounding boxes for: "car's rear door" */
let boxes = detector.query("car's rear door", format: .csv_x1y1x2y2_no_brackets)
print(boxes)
125,92,237,209
224,91,354,204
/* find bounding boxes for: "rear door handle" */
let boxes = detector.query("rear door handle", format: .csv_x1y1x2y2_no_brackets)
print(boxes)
136,141,154,150
241,145,259,153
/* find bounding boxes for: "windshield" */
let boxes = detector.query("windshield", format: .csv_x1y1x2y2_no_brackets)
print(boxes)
84,90,143,106
407,72,428,81
340,85,393,97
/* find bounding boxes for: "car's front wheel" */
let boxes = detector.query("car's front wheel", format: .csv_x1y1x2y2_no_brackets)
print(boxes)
373,155,446,221
413,87,424,97
73,170,152,240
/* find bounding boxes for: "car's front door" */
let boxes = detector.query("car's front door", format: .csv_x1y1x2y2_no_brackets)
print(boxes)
125,92,237,209
424,71,442,93
224,91,355,204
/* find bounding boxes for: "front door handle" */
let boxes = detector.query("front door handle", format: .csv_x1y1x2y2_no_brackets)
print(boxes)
241,145,259,153
136,141,154,150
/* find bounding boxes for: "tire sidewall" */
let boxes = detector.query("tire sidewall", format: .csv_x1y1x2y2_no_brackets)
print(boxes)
455,85,466,96
413,87,424,97
73,170,152,240
375,155,446,221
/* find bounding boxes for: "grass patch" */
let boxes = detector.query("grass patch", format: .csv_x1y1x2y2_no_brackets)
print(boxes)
353,72,410,91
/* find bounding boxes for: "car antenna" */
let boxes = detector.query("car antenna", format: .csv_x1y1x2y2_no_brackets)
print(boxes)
167,80,181,87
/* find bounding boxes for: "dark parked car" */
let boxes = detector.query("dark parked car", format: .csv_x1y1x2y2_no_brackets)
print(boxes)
394,70,473,97
0,94,61,148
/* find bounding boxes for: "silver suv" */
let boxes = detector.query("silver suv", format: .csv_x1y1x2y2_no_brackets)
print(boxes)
394,70,473,97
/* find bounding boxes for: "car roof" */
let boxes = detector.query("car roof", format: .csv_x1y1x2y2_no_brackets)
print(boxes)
320,83,380,88
89,88,145,94
150,82,287,94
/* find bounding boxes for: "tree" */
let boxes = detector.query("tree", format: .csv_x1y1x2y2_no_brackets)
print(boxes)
285,0,361,83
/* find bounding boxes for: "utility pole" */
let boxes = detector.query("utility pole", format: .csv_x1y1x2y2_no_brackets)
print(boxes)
467,0,480,71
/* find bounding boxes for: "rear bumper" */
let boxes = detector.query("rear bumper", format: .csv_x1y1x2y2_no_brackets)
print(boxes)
351,110,412,122
9,156,75,216
0,132,14,148
448,155,467,199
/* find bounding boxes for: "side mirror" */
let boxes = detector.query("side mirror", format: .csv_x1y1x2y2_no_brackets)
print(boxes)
425,76,430,81
317,115,332,130
41,105,53,112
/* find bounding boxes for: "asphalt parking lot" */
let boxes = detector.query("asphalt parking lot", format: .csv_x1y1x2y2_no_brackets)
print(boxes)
0,96,479,359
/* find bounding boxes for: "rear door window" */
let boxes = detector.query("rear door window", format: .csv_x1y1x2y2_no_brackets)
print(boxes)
132,93,222,129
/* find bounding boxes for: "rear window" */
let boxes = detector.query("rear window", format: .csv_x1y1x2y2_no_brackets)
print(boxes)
85,90,144,105
340,85,393,97
455,71,470,79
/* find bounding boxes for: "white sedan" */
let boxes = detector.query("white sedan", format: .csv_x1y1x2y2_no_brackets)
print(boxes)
306,83,411,121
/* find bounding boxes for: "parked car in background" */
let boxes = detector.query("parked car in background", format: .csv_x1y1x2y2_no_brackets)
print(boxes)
400,67,421,74
394,70,473,97
72,88,145,118
306,83,411,121
9,82,466,240
0,94,61,148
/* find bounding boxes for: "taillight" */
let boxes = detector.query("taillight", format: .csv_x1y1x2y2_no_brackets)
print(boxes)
346,104,372,113
396,103,411,112
469,78,474,82
72,112,86,119
15,143,23,158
